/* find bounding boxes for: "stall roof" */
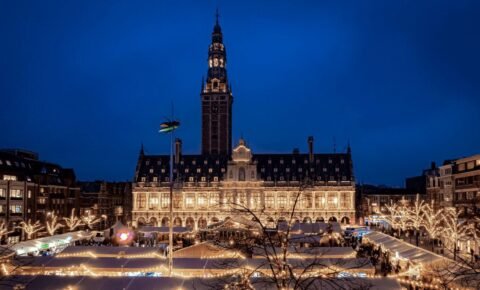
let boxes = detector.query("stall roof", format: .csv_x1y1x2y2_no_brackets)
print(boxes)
4,276,402,290
363,231,451,265
58,245,163,258
172,241,244,259
10,231,93,255
138,226,191,234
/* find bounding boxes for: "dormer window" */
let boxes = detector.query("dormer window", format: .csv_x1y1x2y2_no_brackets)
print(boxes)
161,169,166,173
145,161,150,166
197,168,201,173
292,160,296,164
153,177,158,182
280,160,284,164
149,169,154,174
341,159,345,164
298,168,303,172
185,168,189,173
286,168,290,173
204,160,208,165
213,176,219,182
141,177,146,182
261,168,265,173
216,160,220,165
192,160,196,165
208,168,213,173
201,177,206,182
328,159,332,164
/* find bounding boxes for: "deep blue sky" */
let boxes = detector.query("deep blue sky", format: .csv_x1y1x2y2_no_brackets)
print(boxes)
1,1,479,186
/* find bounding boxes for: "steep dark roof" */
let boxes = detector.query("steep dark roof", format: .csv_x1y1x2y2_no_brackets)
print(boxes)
135,152,354,185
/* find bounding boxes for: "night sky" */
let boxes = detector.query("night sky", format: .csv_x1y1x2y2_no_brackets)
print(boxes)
1,1,479,186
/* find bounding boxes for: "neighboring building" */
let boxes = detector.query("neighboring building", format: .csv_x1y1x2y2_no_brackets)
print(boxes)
358,184,421,218
132,16,356,229
452,155,480,216
79,181,132,227
0,149,80,243
409,155,480,214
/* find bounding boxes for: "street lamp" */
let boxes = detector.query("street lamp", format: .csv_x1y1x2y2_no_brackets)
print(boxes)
159,119,180,277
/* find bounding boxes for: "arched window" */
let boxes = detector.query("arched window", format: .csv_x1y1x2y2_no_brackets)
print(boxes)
238,167,246,181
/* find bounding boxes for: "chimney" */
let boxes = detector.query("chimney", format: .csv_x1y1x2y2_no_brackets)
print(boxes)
308,136,314,163
175,138,182,164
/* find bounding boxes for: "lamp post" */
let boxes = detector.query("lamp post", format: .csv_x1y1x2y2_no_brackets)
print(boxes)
159,120,180,277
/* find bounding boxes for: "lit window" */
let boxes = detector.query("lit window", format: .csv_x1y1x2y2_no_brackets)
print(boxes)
153,176,158,182
197,168,201,173
3,175,17,181
141,177,146,182
0,189,5,198
213,176,219,182
38,197,46,204
201,177,206,182
10,205,22,213
185,195,194,208
161,194,170,208
198,196,206,207
6,160,11,166
149,169,154,173
150,197,159,207
27,190,32,198
10,189,23,198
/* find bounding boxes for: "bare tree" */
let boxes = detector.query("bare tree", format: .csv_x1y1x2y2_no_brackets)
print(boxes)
205,184,371,290
17,220,43,240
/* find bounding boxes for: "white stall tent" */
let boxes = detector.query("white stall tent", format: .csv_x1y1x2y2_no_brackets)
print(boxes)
10,231,94,256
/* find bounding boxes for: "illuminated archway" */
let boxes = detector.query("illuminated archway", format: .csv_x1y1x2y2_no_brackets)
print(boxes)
303,217,312,223
173,217,182,227
198,217,207,229
185,217,195,230
161,217,170,227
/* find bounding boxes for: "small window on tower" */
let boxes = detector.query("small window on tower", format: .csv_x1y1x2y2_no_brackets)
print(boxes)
213,81,218,89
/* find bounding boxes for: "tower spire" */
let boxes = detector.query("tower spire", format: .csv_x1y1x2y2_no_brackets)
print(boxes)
215,8,219,25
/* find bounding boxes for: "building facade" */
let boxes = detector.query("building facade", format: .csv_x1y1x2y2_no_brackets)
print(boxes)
0,149,80,243
132,17,356,229
79,181,132,227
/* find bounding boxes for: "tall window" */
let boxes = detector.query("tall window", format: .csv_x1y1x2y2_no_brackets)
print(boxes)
149,195,159,209
161,193,170,208
303,193,313,209
340,192,350,208
197,194,207,208
185,194,195,208
0,189,5,198
265,193,274,209
315,193,325,209
137,194,146,208
277,193,287,209
238,167,246,181
3,175,16,181
327,193,337,209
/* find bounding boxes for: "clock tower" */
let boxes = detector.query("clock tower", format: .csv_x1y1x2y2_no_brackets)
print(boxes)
201,12,233,156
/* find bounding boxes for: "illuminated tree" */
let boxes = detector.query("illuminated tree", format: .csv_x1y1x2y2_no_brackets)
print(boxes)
82,211,101,229
385,201,409,236
443,207,469,261
421,201,444,251
407,194,427,246
18,219,43,240
0,221,12,238
63,209,83,231
46,212,64,236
